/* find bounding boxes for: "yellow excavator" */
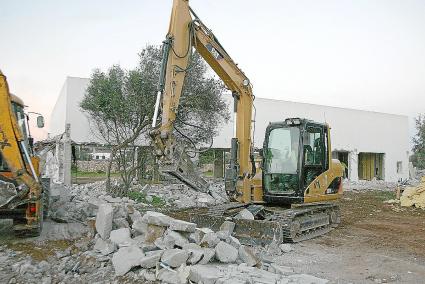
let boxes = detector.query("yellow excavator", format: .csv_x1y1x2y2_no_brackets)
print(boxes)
0,71,47,236
151,0,344,243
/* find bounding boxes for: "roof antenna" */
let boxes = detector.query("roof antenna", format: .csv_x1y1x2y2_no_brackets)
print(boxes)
323,112,327,124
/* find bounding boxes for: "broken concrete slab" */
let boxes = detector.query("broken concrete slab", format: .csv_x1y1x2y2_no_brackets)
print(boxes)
95,204,113,239
215,241,238,263
161,249,190,268
190,227,214,244
238,245,259,267
139,251,162,268
157,264,190,284
141,211,172,227
154,234,176,250
226,235,241,249
112,246,144,276
183,243,204,265
189,265,223,284
197,248,214,265
200,232,220,248
280,243,293,253
109,228,132,246
169,219,197,233
112,217,129,229
166,230,189,248
132,218,148,235
93,238,117,256
144,224,167,244
234,208,254,220
219,221,235,235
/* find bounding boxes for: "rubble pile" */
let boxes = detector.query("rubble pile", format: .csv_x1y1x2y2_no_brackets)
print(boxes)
343,179,397,191
0,180,330,283
88,208,328,283
133,182,229,209
49,180,228,224
400,177,425,209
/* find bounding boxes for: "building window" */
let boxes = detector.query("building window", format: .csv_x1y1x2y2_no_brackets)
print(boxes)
96,155,99,160
397,161,402,174
102,156,105,159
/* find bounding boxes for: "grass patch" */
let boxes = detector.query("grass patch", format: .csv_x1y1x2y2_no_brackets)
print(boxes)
372,190,396,201
72,171,120,178
6,239,73,261
127,191,166,207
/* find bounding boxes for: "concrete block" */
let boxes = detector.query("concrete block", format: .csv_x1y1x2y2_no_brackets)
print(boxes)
157,264,190,284
139,251,162,268
238,245,259,267
166,230,189,248
280,243,293,253
234,209,254,220
183,243,204,265
226,235,241,249
189,265,223,284
169,219,197,232
198,248,215,264
141,211,172,227
113,217,129,229
190,227,214,244
161,249,190,268
132,219,148,235
219,220,235,235
144,224,166,244
200,232,220,248
112,246,144,276
93,238,116,256
154,235,176,250
216,230,231,240
95,204,113,239
215,241,238,263
109,228,132,246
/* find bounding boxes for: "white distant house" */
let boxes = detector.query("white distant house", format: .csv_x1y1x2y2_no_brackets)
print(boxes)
50,76,410,182
90,153,111,160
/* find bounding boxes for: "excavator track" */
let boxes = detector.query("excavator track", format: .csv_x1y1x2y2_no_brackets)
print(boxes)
168,202,340,245
266,203,340,242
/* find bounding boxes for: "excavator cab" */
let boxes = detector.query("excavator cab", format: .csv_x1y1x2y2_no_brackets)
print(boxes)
262,118,342,204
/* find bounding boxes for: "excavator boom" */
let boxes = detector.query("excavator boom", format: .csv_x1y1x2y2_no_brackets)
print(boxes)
151,0,255,201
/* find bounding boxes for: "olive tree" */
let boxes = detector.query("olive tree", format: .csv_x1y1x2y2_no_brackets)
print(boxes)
411,114,425,169
81,46,229,196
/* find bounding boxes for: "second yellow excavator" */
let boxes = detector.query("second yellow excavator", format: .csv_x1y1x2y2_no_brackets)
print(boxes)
150,0,344,243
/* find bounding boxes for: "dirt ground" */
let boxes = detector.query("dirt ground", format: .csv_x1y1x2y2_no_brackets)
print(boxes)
274,190,425,283
1,190,424,283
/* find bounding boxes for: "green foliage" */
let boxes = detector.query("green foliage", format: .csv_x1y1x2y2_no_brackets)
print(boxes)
199,149,215,164
412,115,425,169
127,191,166,207
80,45,230,195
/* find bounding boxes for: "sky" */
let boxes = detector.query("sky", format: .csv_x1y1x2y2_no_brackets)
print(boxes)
1,0,424,143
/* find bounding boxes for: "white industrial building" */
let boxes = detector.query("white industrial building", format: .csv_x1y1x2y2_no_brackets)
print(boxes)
50,76,409,182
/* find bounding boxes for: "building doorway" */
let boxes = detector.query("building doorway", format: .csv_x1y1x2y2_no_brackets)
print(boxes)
358,152,384,180
332,151,349,178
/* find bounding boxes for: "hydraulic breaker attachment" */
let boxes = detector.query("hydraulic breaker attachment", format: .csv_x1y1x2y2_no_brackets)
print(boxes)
159,145,209,193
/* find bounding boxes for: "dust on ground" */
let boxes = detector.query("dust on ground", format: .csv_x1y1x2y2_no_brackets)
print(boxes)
273,190,425,283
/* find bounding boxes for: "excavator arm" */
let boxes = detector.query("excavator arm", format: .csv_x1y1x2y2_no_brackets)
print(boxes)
151,0,255,201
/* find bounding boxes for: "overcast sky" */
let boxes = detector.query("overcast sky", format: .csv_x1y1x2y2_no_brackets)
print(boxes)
1,0,424,142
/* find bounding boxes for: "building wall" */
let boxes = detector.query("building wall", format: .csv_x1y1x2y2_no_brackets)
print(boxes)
50,77,410,182
50,77,102,143
213,96,409,182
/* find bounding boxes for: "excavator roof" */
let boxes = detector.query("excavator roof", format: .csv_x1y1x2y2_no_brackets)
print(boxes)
10,94,25,107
